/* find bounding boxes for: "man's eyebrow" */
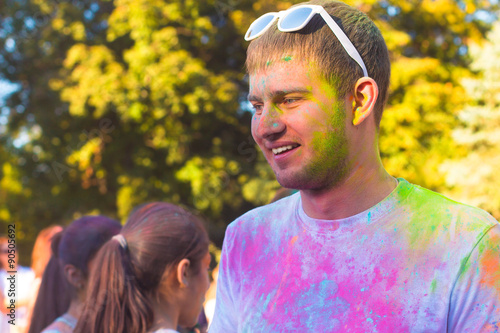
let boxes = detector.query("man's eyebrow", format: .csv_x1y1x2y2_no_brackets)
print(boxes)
247,94,261,102
247,89,311,102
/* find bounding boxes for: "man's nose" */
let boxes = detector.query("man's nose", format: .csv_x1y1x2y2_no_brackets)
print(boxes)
252,104,286,140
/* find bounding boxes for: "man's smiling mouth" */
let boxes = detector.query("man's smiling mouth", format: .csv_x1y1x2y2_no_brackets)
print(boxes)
272,144,299,155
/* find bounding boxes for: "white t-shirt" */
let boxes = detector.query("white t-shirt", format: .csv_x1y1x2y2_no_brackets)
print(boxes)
211,179,500,332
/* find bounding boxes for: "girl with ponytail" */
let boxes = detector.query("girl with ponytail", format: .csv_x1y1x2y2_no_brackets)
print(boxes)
29,215,121,333
75,202,211,333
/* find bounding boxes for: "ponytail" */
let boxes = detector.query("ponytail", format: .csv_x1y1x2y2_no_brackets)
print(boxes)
75,238,153,333
76,202,209,333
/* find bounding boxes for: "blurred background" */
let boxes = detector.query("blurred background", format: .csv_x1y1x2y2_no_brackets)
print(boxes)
1,0,499,265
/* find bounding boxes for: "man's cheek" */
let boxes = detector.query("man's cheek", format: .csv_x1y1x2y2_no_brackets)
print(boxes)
251,115,259,139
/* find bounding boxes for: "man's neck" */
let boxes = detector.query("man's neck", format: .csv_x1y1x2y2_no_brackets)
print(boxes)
300,165,397,220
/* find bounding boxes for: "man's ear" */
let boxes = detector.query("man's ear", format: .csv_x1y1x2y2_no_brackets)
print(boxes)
64,264,85,289
176,258,191,288
352,77,379,126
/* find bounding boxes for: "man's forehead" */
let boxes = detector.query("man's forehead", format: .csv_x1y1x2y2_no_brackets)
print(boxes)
248,61,336,99
249,61,313,87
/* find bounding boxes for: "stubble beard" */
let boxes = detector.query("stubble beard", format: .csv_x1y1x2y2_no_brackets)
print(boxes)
272,133,350,191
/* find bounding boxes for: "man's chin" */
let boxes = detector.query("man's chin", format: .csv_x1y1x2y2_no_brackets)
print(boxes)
275,174,312,191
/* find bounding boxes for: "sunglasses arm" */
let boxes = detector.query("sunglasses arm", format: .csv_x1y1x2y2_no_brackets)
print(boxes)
318,10,368,77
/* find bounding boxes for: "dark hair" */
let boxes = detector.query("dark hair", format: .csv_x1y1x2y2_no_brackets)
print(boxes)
28,216,121,333
75,202,210,333
28,232,70,333
59,215,122,277
246,0,391,127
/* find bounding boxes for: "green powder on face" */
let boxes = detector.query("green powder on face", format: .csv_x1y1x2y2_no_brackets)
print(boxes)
283,55,293,62
307,102,349,183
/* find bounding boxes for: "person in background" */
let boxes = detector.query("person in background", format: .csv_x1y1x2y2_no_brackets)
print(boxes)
25,225,63,332
0,236,35,333
30,225,64,286
74,202,210,333
28,215,121,333
203,265,218,329
27,245,69,333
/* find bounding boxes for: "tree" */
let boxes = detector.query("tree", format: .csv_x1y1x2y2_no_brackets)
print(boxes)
361,0,496,191
0,0,264,256
441,20,500,219
0,0,498,263
0,0,122,263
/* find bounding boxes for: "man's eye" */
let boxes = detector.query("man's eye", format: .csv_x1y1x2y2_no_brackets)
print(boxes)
252,103,263,113
283,98,299,105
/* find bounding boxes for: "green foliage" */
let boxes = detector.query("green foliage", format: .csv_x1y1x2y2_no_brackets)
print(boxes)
441,21,500,219
364,0,492,191
0,0,499,264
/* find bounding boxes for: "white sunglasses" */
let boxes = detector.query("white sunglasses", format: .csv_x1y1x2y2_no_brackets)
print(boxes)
244,4,368,77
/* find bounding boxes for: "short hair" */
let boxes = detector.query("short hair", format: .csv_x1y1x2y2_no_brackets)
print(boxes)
246,0,391,127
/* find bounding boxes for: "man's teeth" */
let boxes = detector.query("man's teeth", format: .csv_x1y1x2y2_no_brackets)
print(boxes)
272,145,296,155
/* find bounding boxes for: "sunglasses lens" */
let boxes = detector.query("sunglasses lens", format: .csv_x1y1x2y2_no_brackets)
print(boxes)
246,13,276,40
279,7,313,30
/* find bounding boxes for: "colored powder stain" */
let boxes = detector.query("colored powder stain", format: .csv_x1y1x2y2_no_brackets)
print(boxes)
283,55,293,62
458,256,472,279
361,287,369,292
273,123,278,128
319,279,336,292
318,76,339,100
261,293,272,310
367,318,373,323
430,279,437,293
360,235,368,244
367,211,373,222
327,223,340,232
479,243,500,290
290,235,298,245
310,124,348,176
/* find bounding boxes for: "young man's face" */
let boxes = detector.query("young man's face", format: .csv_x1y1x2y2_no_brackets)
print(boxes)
249,60,352,191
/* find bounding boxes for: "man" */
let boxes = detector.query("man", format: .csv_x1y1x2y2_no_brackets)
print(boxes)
210,1,500,331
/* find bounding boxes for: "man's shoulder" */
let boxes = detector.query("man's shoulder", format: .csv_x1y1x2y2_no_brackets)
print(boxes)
407,181,498,230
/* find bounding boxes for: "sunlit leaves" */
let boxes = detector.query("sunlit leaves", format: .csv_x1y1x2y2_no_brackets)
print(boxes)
1,0,499,257
441,21,500,218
